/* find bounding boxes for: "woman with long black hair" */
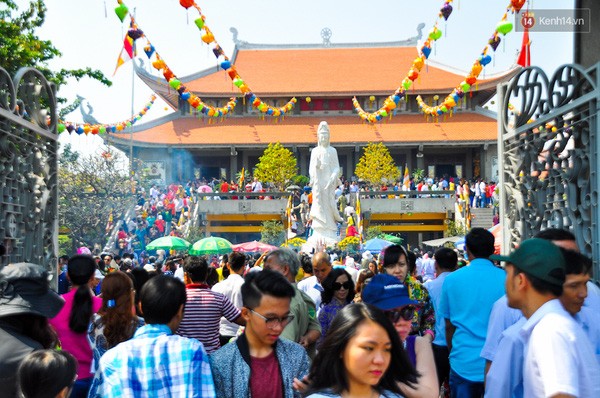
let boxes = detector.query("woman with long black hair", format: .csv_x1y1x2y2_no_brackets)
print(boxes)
50,254,102,398
304,303,419,398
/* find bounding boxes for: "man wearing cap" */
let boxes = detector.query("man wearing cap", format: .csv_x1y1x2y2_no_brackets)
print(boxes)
0,263,65,397
363,273,439,398
438,227,505,397
492,239,600,397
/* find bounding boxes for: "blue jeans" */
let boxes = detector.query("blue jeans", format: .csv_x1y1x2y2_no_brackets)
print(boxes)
449,369,483,398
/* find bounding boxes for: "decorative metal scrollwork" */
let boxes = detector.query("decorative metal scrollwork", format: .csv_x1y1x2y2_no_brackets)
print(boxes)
0,67,58,280
500,63,599,272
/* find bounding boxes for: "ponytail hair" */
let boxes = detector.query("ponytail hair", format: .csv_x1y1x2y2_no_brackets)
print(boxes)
67,254,96,333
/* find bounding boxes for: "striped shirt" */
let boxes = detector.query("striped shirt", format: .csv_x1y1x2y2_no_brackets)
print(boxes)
177,284,241,353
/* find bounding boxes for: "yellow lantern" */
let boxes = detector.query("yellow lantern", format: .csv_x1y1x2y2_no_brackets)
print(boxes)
305,97,311,103
369,95,376,102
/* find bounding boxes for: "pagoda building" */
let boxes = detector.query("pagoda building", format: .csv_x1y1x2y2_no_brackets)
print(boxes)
107,26,519,185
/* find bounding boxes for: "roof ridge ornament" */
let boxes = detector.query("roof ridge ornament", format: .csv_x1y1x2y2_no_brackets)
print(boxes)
321,28,332,47
229,27,248,48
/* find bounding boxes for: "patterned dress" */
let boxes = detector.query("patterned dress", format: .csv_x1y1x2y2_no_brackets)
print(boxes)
317,299,347,346
405,276,436,337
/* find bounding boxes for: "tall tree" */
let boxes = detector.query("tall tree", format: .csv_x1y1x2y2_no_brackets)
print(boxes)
0,0,111,103
58,145,137,249
354,142,400,185
254,142,297,190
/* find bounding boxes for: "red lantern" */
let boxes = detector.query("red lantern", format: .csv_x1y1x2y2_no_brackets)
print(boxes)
511,0,526,12
163,69,174,81
466,76,477,85
227,69,237,79
408,69,419,81
180,0,195,9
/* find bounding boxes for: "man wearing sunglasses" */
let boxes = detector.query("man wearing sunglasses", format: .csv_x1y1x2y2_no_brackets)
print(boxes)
209,269,310,398
363,274,440,398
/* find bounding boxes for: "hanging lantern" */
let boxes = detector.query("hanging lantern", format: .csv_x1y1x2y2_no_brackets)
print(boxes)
305,97,312,103
194,17,205,30
180,0,195,9
369,95,376,102
114,4,128,22
496,20,513,35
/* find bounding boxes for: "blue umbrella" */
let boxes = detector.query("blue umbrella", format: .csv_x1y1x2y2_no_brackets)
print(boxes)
363,238,393,254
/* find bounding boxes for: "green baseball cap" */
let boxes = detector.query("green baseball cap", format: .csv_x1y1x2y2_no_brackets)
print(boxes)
490,238,566,286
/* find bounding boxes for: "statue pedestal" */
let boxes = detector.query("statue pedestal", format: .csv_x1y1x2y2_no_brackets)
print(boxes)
303,227,339,253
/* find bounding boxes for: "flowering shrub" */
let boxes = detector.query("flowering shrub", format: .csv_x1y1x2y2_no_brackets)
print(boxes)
282,237,306,248
337,236,360,252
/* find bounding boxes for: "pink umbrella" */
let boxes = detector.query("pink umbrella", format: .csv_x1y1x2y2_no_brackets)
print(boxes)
198,185,213,193
232,240,278,253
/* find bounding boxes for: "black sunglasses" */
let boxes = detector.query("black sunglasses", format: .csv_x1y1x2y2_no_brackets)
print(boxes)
332,281,352,291
385,306,415,323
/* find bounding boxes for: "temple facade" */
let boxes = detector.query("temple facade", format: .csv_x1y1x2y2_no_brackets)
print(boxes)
105,27,519,186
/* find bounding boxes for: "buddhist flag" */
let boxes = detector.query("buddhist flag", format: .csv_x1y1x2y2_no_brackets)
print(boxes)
403,164,410,189
516,26,531,67
238,167,245,188
113,33,134,76
355,194,363,242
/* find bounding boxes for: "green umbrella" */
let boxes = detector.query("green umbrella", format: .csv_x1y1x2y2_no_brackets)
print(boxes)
189,237,233,256
381,234,403,244
146,236,191,251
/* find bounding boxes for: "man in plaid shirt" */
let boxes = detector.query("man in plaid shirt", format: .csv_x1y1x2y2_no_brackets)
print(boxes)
96,275,216,397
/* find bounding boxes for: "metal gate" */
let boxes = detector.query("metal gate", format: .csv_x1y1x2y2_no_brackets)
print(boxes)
0,67,59,277
498,63,600,278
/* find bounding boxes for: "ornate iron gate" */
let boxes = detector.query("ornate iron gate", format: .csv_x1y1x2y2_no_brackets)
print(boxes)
498,63,600,277
0,67,59,278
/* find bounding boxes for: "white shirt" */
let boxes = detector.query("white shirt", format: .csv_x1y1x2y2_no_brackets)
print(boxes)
522,299,600,397
297,275,323,309
212,273,245,336
174,266,184,282
480,295,523,362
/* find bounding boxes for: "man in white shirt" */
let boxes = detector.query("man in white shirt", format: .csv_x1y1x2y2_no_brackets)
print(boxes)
490,238,600,397
212,252,247,347
297,252,332,309
251,177,263,193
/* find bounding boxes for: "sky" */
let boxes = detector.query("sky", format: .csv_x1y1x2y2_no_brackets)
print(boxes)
12,0,576,155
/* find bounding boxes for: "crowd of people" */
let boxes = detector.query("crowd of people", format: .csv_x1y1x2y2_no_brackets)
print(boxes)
1,225,599,397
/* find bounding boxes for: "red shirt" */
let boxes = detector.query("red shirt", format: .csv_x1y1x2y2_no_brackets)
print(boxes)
250,351,283,398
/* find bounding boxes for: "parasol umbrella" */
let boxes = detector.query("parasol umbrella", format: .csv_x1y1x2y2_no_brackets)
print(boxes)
362,238,393,254
197,184,213,193
488,223,502,255
381,234,403,244
189,237,233,255
146,236,191,251
285,185,301,191
232,240,278,253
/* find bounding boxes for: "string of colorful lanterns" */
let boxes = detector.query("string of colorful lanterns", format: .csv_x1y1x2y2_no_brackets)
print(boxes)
352,0,455,123
58,94,157,135
177,0,297,118
415,0,523,121
114,0,237,120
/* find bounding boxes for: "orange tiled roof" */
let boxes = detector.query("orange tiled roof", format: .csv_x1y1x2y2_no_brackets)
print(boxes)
182,47,515,96
111,113,497,147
